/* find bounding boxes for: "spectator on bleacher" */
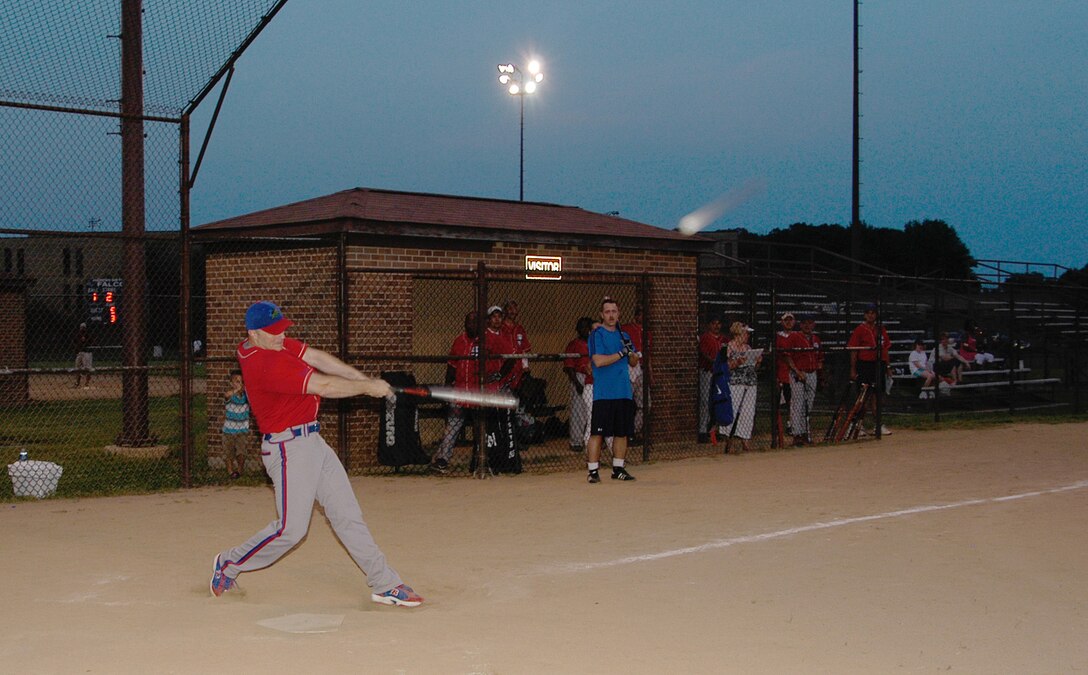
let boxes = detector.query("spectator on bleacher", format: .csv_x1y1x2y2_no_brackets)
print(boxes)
956,320,979,371
621,306,646,442
787,314,823,445
960,322,996,367
724,321,761,454
975,327,1000,365
932,331,971,385
563,317,593,451
908,339,937,398
848,303,892,436
698,316,727,443
775,312,797,438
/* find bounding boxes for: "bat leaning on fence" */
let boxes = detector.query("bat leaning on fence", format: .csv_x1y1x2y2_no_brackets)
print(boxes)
391,385,519,409
836,383,871,442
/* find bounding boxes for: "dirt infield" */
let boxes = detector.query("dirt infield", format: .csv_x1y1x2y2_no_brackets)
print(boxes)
28,373,206,400
2,423,1086,673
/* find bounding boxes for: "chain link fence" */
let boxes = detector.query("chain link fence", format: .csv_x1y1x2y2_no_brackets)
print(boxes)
3,242,1086,499
699,269,1087,454
3,2,1086,499
0,102,189,499
1,0,285,498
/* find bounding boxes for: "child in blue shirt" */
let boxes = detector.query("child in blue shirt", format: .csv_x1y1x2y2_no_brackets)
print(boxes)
222,369,251,479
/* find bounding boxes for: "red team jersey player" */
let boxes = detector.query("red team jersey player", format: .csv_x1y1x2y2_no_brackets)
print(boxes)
210,301,423,607
430,310,514,473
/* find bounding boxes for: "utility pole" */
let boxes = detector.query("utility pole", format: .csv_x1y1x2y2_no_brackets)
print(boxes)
118,0,152,446
851,0,862,271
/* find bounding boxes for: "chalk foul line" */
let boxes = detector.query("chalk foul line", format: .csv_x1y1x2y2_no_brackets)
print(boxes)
558,480,1088,573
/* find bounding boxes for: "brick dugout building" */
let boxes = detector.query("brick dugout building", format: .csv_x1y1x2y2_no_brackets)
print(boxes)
194,187,709,472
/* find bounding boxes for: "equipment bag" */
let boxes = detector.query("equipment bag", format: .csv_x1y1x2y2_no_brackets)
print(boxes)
377,371,431,467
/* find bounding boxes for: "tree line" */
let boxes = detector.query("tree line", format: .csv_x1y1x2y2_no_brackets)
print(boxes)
733,219,1086,287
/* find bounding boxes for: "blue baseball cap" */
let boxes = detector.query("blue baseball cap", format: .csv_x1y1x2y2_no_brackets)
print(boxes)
245,301,293,334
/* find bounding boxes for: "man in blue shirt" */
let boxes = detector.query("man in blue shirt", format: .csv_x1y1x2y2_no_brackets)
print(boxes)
586,297,641,483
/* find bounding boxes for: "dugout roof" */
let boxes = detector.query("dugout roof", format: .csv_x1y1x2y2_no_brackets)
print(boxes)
192,187,710,252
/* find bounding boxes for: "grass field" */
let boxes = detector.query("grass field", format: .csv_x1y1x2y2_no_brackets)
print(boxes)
1,395,207,499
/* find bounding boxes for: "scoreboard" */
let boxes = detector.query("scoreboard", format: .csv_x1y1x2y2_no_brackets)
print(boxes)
86,278,122,325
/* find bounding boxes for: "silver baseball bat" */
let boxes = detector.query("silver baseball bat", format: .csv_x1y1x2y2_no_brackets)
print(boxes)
392,384,518,409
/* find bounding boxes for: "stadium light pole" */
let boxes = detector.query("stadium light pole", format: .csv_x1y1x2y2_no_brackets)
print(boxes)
497,60,544,201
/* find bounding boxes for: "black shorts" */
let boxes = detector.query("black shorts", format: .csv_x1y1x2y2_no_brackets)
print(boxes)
934,359,956,377
856,360,879,385
590,398,635,438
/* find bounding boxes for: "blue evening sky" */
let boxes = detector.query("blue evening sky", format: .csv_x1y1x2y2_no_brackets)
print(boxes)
188,0,1087,268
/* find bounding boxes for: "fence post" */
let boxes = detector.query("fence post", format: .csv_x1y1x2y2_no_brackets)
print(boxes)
769,280,782,449
1007,282,1017,415
337,231,350,465
179,114,192,488
1075,289,1083,414
932,284,941,423
875,281,884,438
640,273,651,462
474,261,490,478
1074,287,1083,413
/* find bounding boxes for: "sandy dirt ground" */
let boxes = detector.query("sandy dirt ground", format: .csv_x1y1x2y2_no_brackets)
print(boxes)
29,373,207,400
2,422,1086,674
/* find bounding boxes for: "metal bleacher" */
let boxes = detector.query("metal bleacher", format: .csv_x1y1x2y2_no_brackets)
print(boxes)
700,281,1074,417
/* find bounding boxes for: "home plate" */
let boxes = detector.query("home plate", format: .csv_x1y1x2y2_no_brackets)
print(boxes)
257,613,345,634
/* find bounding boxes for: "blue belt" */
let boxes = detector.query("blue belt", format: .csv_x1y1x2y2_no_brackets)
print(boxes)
264,421,320,442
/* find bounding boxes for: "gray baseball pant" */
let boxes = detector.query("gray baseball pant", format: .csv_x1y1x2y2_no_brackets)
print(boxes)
217,425,403,594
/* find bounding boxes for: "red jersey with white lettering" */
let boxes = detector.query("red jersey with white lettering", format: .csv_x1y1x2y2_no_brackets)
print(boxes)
621,322,643,353
848,322,891,362
449,331,515,391
484,329,516,390
448,332,479,389
563,336,592,385
787,330,823,372
775,330,794,384
699,331,726,371
236,337,319,434
500,321,531,388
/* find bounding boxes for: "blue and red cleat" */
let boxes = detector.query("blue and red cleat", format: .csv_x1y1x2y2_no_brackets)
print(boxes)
371,583,424,607
210,554,240,597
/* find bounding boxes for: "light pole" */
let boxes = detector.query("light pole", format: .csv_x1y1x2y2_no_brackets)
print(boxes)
497,60,543,201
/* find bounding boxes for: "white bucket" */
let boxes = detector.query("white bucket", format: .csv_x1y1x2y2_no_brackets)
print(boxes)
7,460,63,498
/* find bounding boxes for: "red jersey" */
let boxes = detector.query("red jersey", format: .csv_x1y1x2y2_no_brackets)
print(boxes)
621,322,643,353
500,321,530,388
448,330,515,390
787,330,823,372
237,337,319,434
698,331,725,371
563,336,592,385
501,321,531,355
775,330,794,384
848,322,891,362
447,333,479,389
958,334,978,361
484,329,516,390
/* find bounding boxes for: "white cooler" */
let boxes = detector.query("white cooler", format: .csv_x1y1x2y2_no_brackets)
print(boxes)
7,460,64,498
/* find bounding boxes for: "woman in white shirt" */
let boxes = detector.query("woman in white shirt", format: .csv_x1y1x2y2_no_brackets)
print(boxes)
908,339,936,398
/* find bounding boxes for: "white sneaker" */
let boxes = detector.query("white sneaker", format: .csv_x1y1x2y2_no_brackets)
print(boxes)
918,391,928,400
880,425,892,436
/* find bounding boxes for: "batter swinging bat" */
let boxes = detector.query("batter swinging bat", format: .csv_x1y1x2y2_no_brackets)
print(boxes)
392,385,518,409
